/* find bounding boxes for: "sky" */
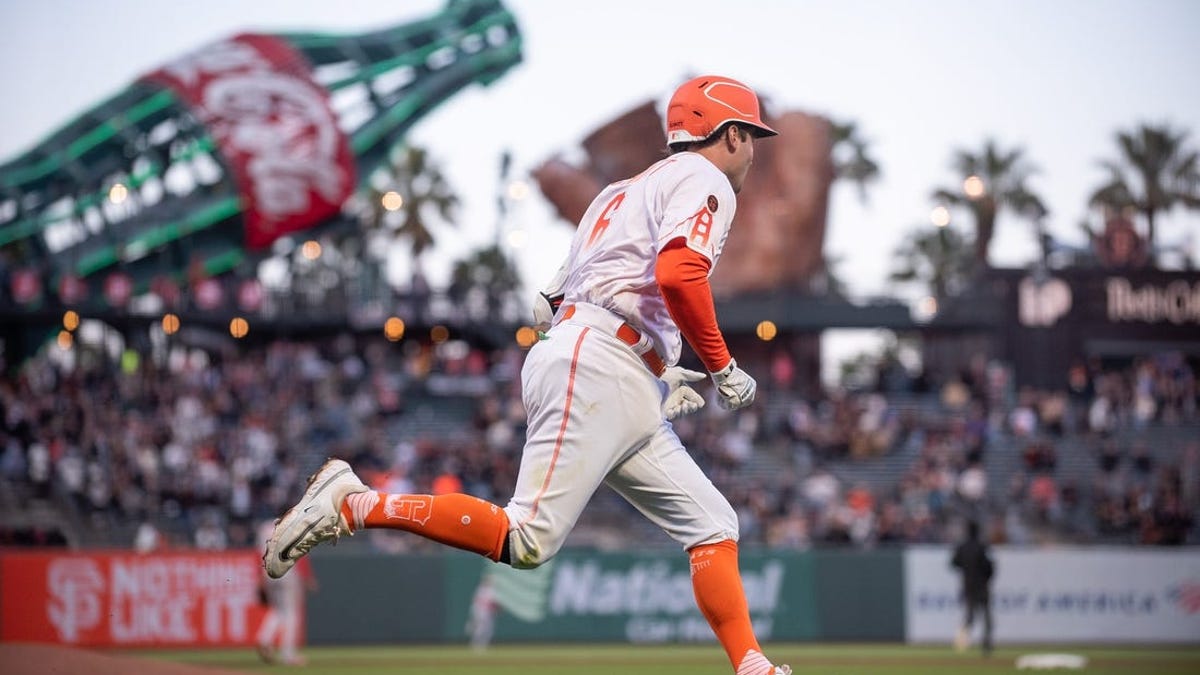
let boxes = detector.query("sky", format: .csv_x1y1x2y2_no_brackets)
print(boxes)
2,0,1198,306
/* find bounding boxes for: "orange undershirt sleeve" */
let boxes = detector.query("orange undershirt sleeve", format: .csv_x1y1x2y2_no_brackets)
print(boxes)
655,238,732,373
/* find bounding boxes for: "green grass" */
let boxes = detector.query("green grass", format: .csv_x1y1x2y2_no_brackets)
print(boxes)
139,643,1200,675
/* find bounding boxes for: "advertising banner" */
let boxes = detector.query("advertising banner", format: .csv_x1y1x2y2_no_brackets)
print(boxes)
442,549,819,643
143,34,356,250
0,550,275,647
985,268,1200,388
905,546,1200,643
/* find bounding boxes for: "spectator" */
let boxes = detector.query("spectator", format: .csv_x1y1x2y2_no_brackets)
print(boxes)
802,467,840,511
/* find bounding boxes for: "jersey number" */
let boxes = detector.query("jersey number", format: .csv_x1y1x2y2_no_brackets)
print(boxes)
587,192,626,247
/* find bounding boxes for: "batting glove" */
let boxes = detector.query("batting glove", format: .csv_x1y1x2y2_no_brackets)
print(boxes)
661,366,707,420
710,358,757,411
664,385,705,420
532,291,563,332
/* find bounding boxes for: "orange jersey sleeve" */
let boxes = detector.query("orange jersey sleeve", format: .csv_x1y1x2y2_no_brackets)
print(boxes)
655,238,732,372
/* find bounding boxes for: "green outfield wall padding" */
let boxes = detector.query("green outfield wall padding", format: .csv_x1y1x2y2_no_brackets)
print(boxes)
308,552,447,645
812,548,906,640
441,548,819,643
307,548,881,645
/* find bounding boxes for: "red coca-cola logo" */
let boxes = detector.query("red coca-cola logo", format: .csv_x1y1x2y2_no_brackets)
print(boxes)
143,35,355,250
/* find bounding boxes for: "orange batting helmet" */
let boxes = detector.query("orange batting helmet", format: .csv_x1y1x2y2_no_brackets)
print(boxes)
665,75,778,147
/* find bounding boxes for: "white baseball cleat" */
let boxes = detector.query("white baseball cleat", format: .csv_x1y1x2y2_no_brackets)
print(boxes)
772,667,792,675
263,458,368,579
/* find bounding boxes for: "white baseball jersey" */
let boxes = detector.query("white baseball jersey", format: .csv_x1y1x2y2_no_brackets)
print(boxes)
502,151,740,568
554,152,737,366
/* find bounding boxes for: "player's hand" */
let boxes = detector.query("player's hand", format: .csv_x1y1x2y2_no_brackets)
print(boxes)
532,291,563,331
661,366,706,420
661,365,706,392
709,358,756,411
663,384,705,420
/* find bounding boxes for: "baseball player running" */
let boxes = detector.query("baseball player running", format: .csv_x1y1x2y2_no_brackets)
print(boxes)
264,75,789,675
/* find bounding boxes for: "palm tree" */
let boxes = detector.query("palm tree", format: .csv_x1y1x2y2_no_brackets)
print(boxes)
932,140,1047,268
449,244,524,322
363,145,459,262
831,119,881,203
1089,123,1200,255
889,223,974,299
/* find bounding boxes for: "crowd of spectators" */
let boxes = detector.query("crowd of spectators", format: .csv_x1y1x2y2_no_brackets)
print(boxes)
0,331,1196,552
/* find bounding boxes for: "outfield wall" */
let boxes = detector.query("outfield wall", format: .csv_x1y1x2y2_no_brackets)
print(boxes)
904,546,1200,644
307,546,1199,646
3,547,1196,647
0,549,277,648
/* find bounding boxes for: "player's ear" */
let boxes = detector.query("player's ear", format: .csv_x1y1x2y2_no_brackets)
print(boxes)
725,124,740,149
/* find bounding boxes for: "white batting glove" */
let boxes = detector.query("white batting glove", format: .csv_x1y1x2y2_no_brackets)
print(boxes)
661,366,707,420
532,291,563,332
661,365,706,392
664,385,705,420
710,358,757,411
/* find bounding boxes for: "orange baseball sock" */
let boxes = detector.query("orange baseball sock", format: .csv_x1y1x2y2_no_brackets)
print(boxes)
689,539,774,675
341,491,510,561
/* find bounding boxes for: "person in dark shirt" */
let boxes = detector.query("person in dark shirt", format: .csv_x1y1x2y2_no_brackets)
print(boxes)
951,519,994,656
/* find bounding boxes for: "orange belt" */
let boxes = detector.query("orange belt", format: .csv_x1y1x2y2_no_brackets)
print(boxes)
560,305,666,376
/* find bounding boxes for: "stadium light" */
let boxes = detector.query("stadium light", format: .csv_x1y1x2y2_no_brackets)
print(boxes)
384,316,406,341
108,183,129,204
382,191,404,211
515,326,538,348
931,205,951,227
230,317,250,339
914,295,939,322
963,175,986,199
162,313,181,335
63,310,80,331
756,320,778,342
506,179,530,201
507,229,527,250
301,240,322,260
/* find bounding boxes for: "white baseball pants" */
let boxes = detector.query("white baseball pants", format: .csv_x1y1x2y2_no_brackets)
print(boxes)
503,303,738,569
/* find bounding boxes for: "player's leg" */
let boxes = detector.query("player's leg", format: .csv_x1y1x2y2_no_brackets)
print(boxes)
502,324,663,567
339,490,510,560
265,333,571,575
956,595,976,652
606,425,789,675
272,324,658,573
263,456,510,577
255,595,280,663
340,325,653,567
981,597,994,656
276,586,305,665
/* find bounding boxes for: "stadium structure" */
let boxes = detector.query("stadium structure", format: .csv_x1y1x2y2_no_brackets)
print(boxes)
0,0,1197,665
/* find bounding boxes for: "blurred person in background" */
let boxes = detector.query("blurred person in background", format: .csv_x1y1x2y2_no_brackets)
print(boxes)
951,519,994,656
133,519,162,553
465,574,498,651
256,519,314,666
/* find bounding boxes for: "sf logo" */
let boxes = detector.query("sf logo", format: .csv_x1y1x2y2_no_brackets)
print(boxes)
48,559,105,642
383,495,434,526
